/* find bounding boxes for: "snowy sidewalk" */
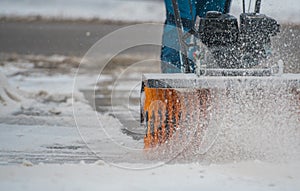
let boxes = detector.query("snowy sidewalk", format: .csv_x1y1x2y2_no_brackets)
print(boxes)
1,161,299,191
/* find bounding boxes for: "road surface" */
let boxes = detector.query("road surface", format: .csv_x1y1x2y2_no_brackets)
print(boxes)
0,19,161,56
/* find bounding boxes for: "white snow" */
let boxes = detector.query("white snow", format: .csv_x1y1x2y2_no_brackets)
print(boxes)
0,161,299,191
0,0,300,23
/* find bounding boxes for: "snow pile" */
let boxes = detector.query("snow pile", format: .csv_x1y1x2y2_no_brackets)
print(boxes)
0,71,23,115
0,54,84,126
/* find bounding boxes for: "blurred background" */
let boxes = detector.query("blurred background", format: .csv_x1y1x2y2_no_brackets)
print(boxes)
0,0,299,57
0,0,299,23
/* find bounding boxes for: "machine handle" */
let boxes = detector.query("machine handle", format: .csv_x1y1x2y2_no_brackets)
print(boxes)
255,0,261,13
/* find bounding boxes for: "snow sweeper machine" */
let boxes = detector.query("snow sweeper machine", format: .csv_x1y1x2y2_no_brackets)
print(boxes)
141,0,300,149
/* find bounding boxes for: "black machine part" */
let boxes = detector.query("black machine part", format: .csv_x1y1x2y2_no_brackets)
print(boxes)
199,12,239,46
198,0,280,68
169,0,280,69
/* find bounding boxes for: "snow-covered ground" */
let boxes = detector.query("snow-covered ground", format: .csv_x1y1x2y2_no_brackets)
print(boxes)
0,54,144,166
1,161,300,191
0,54,299,190
0,0,300,23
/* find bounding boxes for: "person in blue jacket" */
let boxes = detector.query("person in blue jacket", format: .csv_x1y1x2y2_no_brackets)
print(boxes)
161,0,231,73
